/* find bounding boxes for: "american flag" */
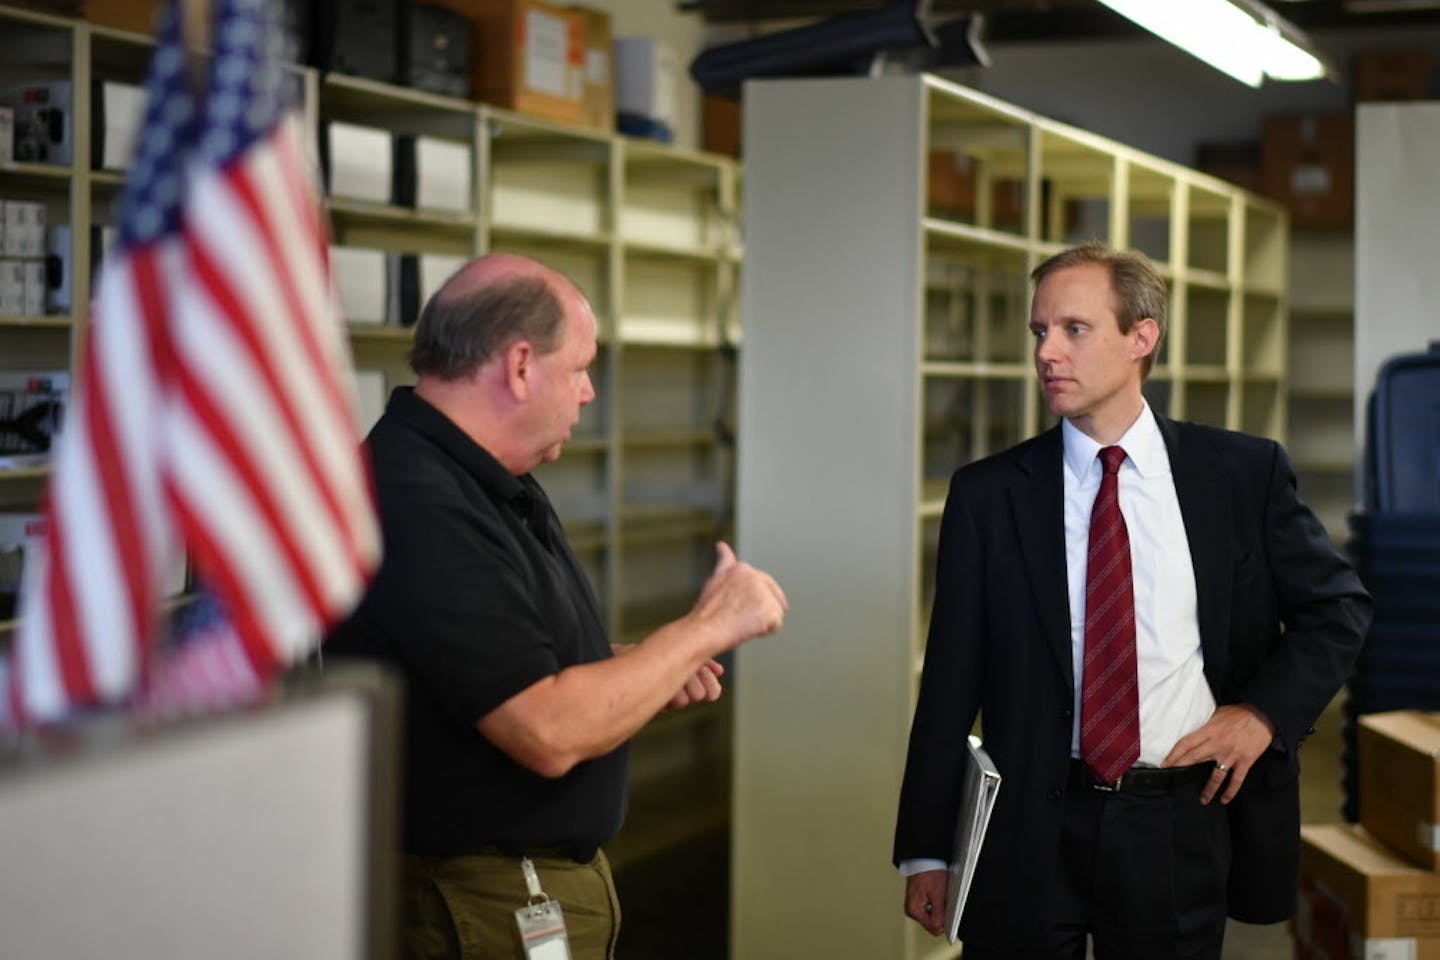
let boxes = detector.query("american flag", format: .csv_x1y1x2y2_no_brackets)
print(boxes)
7,0,380,724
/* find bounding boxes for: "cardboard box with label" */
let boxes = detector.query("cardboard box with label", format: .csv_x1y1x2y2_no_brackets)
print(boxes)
1296,824,1440,960
572,6,613,133
439,0,585,126
1361,711,1440,871
703,94,740,158
928,150,977,220
1354,49,1434,103
83,0,160,35
1262,113,1354,229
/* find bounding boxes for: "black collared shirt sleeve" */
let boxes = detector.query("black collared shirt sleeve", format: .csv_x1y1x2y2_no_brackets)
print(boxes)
366,480,561,728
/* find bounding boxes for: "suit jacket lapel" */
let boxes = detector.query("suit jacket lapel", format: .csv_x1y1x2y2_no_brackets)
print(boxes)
1011,426,1074,690
1157,415,1232,689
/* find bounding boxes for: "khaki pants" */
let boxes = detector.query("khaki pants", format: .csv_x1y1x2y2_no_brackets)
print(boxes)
402,849,622,960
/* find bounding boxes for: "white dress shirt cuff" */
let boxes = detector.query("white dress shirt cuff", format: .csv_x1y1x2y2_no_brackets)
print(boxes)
898,858,948,877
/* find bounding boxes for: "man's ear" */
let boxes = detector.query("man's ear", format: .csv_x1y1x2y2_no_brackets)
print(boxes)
503,339,535,400
1132,317,1159,363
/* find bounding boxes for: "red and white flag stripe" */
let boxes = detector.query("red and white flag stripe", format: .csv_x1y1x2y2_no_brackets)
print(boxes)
12,108,379,724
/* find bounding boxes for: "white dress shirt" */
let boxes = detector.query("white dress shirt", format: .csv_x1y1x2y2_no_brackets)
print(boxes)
1062,402,1215,764
900,404,1216,878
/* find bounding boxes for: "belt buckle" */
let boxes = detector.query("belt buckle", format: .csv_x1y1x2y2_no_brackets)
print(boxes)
1093,776,1123,793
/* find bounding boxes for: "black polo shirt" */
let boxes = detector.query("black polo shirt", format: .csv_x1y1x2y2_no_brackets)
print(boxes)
327,387,626,857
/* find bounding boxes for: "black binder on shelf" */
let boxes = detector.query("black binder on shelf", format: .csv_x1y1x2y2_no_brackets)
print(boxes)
944,735,1001,944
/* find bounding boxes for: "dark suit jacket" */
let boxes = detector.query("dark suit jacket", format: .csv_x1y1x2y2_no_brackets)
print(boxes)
893,415,1371,948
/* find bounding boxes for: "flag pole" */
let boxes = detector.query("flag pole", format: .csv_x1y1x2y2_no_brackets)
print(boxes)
181,0,211,53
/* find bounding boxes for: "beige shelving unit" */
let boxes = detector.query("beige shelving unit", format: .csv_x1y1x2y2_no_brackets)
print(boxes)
734,74,1288,960
1286,229,1356,543
0,3,740,871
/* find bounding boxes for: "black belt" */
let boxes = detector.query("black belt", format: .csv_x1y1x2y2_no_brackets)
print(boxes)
1069,758,1214,797
479,844,599,865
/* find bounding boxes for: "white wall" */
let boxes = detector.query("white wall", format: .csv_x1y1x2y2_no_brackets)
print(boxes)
1355,102,1440,457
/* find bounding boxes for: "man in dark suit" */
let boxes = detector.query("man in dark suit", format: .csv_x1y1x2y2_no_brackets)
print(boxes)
893,242,1371,959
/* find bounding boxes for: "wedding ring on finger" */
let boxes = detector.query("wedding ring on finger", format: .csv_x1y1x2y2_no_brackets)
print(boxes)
1215,762,1230,772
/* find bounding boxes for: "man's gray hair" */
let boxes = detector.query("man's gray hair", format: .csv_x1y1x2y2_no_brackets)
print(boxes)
408,275,565,380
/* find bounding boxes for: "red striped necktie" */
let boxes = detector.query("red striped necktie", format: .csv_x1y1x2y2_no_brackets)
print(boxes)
1080,444,1141,786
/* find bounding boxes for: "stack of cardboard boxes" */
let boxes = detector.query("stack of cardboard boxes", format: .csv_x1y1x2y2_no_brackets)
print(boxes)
79,0,658,139
1197,48,1433,228
1296,712,1440,959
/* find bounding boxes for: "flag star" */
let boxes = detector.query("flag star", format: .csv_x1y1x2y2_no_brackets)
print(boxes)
204,129,236,160
213,91,243,120
154,46,182,78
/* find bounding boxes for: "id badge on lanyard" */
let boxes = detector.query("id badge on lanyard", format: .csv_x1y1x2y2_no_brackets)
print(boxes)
515,857,571,960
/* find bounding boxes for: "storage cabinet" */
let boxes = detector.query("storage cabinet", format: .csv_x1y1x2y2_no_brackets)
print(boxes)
0,2,739,871
734,74,1288,960
1286,229,1357,542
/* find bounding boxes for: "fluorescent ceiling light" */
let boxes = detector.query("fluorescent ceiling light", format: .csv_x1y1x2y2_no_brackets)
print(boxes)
1097,0,1329,88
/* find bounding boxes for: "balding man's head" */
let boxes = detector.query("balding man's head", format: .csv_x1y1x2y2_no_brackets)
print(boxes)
408,253,581,381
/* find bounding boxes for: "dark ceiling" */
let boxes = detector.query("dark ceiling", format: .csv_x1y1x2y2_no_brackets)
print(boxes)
680,0,1440,40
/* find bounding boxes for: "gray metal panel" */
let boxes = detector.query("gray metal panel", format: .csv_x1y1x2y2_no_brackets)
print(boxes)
1355,103,1440,468
733,76,924,959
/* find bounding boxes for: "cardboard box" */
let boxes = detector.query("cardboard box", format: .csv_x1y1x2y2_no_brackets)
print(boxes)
572,6,613,133
928,150,976,219
1295,824,1440,959
1354,49,1434,103
702,94,740,158
439,0,585,126
82,0,160,35
1262,113,1353,229
1361,711,1440,871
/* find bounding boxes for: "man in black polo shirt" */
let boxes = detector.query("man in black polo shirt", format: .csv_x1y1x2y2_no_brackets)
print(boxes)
327,253,786,959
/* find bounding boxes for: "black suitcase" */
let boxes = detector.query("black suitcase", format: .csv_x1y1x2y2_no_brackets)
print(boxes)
397,2,472,99
1366,341,1440,513
311,0,397,83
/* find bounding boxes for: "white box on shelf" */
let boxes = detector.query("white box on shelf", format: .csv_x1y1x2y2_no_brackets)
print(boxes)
326,122,393,205
96,81,145,171
20,261,44,316
0,260,22,314
614,37,677,126
3,202,44,258
419,252,466,307
0,106,12,164
329,246,387,325
414,137,472,214
352,370,387,436
25,202,44,258
2,202,23,257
